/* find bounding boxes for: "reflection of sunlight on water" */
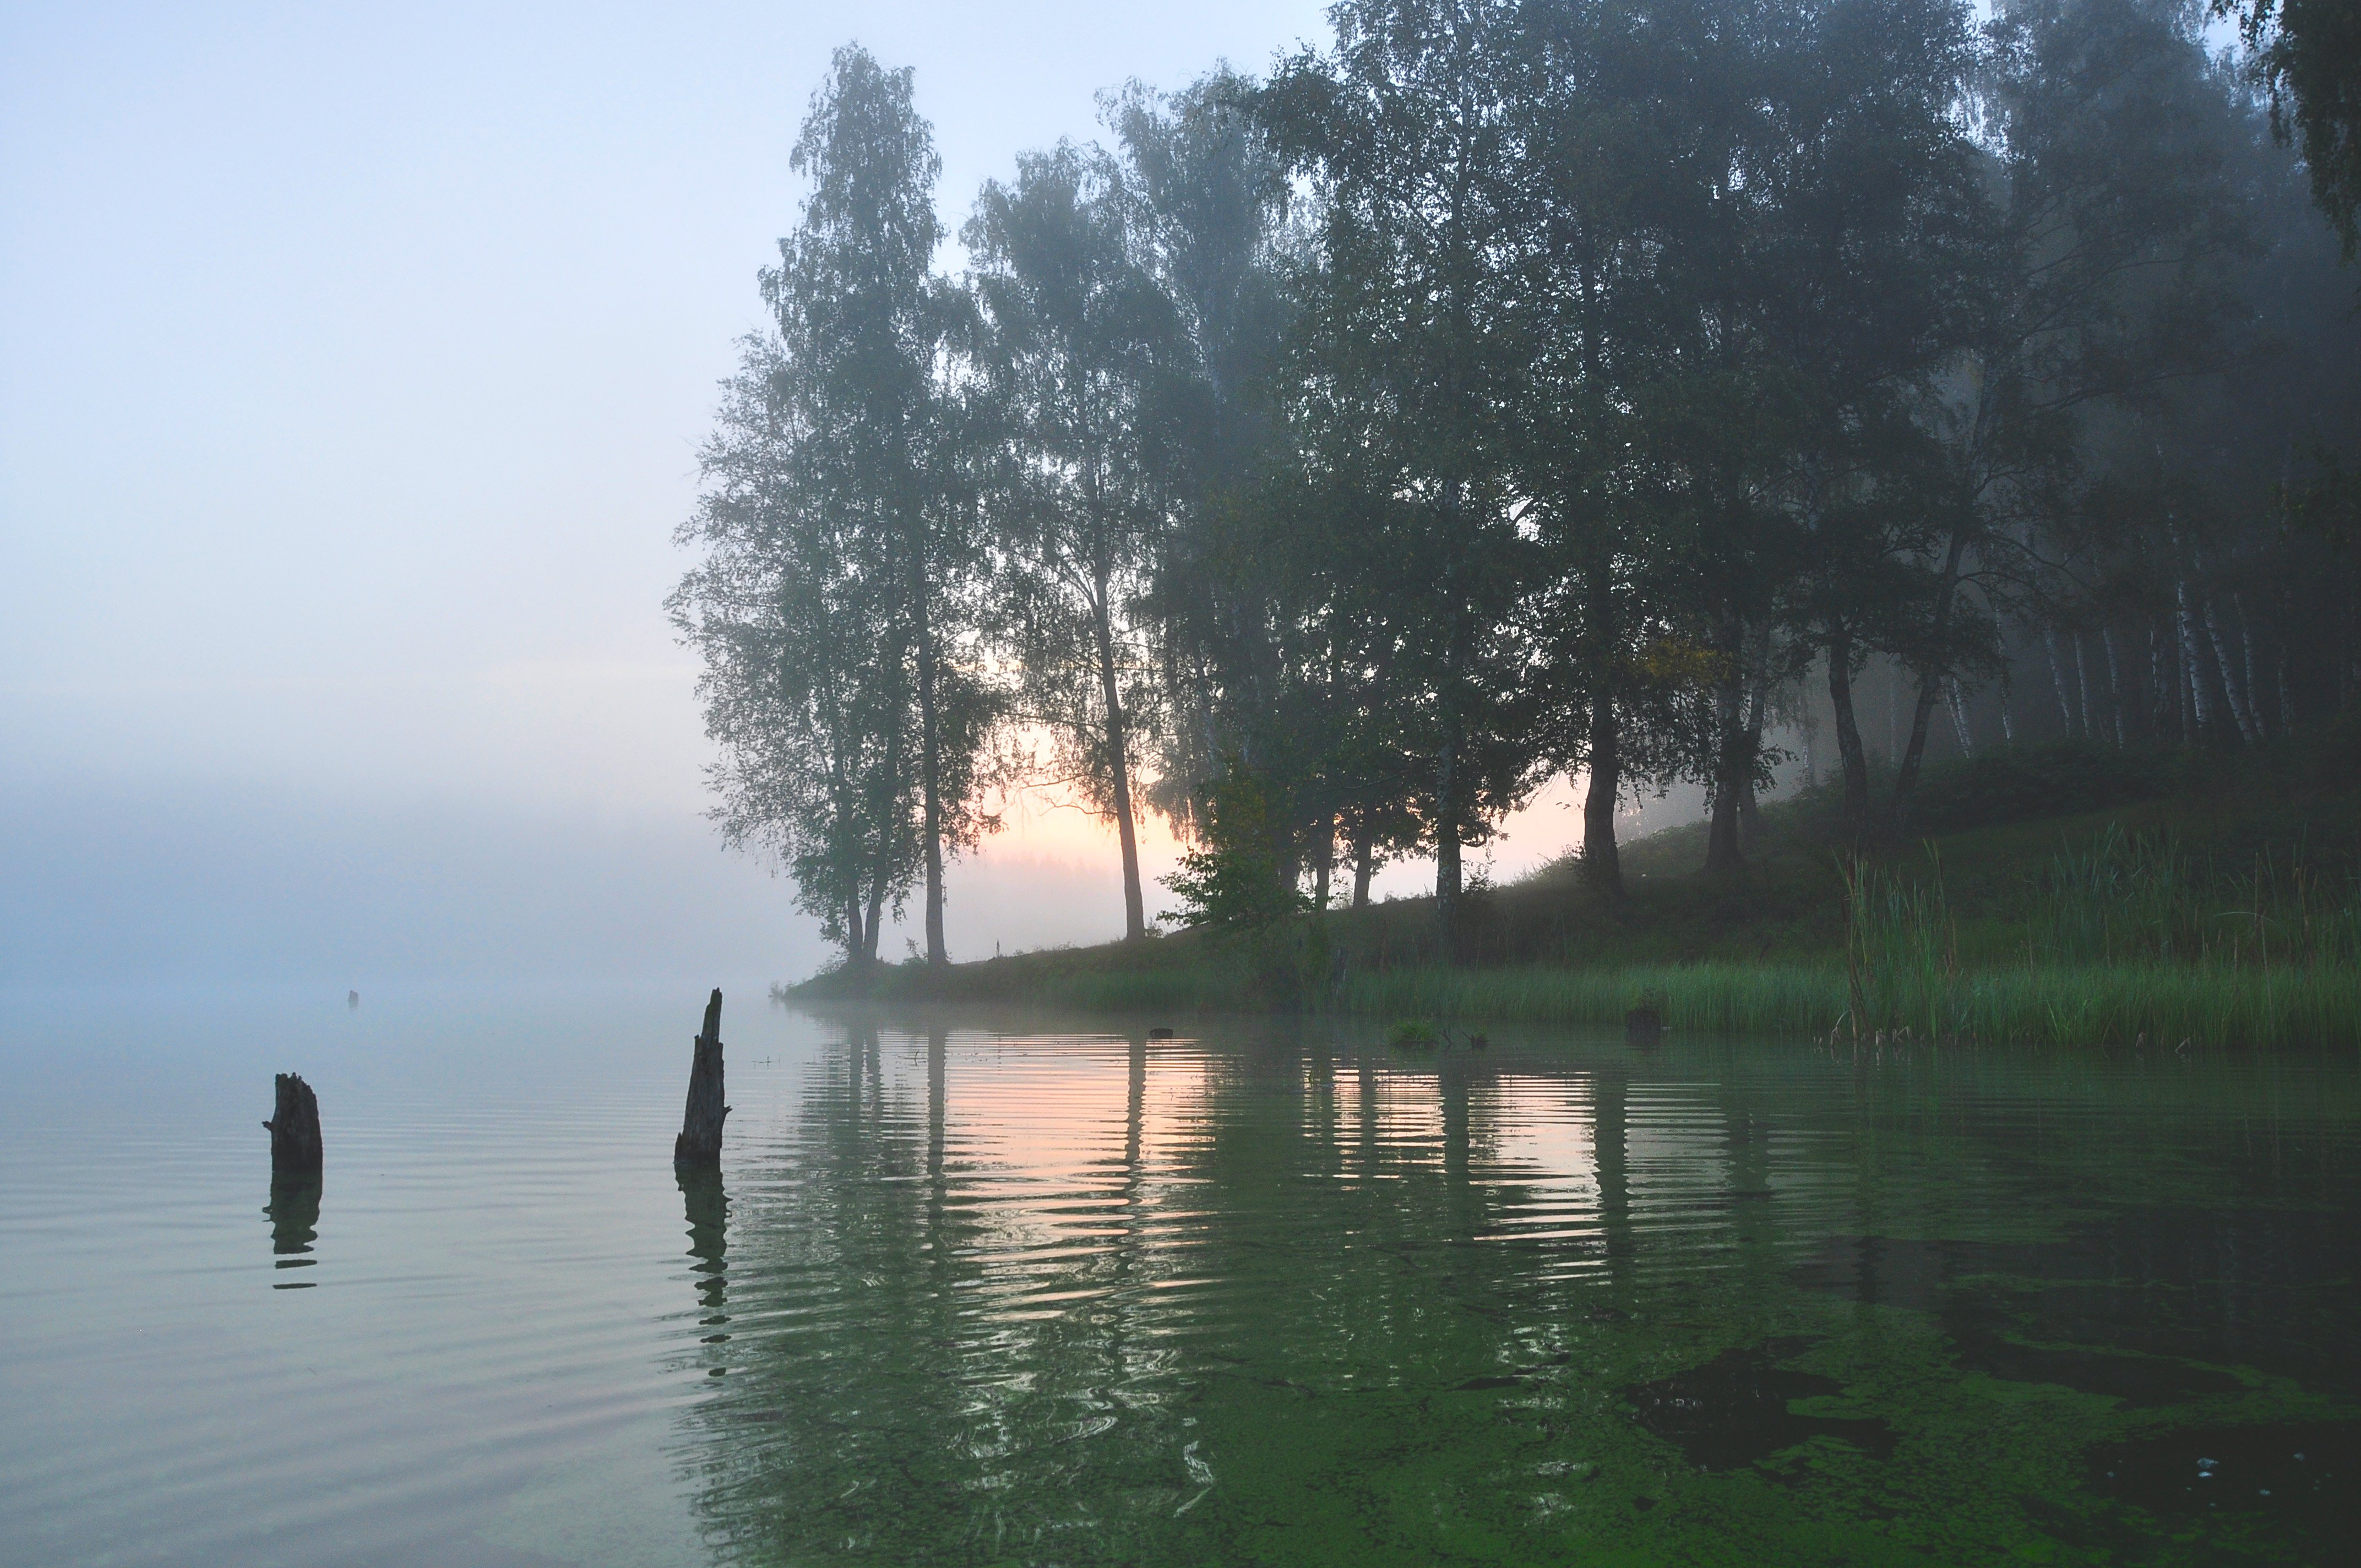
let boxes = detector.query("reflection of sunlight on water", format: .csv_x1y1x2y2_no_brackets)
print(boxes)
673,1023,1971,1560
1331,1058,1445,1169
1476,1075,1600,1248
1626,1080,1736,1221
6,994,2353,1565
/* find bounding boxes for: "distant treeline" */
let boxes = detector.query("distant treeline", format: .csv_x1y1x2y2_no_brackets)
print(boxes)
670,0,2361,969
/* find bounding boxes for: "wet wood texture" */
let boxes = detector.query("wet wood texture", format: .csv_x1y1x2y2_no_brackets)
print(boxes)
264,1072,323,1176
674,989,728,1168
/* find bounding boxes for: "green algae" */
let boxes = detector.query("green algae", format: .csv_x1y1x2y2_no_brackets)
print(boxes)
668,1020,2361,1565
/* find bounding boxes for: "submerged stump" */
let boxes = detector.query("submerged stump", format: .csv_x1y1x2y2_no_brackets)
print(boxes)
674,989,729,1169
264,1072,323,1177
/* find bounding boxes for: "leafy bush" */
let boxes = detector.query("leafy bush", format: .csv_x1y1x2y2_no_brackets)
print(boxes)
1161,767,1307,935
1162,765,1316,1005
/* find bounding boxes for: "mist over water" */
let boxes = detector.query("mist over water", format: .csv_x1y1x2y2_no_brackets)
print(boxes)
0,776,820,989
2,993,2353,1565
6,2,2358,1558
0,762,1688,989
0,2,1335,990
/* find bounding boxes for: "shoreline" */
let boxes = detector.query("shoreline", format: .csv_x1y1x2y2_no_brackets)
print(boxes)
787,951,2361,1050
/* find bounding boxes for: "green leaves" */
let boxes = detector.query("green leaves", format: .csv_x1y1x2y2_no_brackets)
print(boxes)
674,46,997,965
1161,766,1310,937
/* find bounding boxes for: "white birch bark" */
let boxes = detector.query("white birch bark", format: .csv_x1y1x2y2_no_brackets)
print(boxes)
2201,596,2260,745
2177,580,2213,739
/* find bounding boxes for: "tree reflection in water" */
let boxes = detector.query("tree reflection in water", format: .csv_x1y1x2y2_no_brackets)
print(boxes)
661,1021,2361,1566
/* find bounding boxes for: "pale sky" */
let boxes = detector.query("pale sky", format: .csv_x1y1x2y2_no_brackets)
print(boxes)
0,1,1622,990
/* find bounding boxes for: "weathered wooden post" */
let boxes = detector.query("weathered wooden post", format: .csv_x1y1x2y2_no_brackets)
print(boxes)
674,989,728,1169
264,1072,323,1177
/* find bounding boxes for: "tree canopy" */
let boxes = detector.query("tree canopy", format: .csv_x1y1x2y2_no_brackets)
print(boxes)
677,3,2361,966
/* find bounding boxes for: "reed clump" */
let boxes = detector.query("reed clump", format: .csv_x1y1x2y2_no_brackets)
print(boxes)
1842,852,1962,1041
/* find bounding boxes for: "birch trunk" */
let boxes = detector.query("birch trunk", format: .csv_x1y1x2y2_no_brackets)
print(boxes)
2043,627,2076,734
1311,814,1334,911
1583,683,1623,898
1091,580,1146,940
2201,596,2259,745
2101,626,2125,745
2073,633,2093,740
913,564,947,966
1737,625,1771,853
2177,581,2213,739
1579,555,1624,898
2234,593,2262,739
1826,634,1872,843
1704,624,1748,878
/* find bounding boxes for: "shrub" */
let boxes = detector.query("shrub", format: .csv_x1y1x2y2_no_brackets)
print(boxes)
1162,764,1315,1005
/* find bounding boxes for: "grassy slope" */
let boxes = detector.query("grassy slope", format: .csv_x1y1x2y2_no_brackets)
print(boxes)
792,734,2361,1046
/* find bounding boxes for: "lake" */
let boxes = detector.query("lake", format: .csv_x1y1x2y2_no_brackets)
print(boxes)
2,986,2354,1566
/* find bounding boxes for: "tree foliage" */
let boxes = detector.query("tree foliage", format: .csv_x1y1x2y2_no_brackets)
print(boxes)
678,4,2361,966
672,46,998,967
2216,0,2361,257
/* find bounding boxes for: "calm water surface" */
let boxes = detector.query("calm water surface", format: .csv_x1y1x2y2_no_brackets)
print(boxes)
2,987,2355,1566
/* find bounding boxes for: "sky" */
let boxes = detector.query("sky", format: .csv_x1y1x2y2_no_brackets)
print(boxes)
0,0,1645,992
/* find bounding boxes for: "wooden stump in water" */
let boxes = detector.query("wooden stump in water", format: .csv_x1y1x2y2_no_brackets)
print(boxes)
674,989,729,1169
264,1072,323,1177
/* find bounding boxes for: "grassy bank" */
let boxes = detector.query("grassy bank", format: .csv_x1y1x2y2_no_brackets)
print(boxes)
1336,960,2361,1049
792,952,2361,1048
789,734,2361,1048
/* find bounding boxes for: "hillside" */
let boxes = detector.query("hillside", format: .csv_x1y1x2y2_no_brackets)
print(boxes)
790,731,2361,1047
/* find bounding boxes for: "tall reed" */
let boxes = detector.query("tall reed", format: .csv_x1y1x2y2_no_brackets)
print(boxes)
2025,826,2361,970
1841,852,1961,1039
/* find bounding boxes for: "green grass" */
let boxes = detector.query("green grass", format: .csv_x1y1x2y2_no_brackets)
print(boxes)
2024,822,2361,968
796,940,2361,1049
790,734,2361,1049
1331,959,2361,1048
787,938,1247,1012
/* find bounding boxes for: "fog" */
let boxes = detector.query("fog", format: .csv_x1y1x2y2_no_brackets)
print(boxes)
4,1,1507,990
